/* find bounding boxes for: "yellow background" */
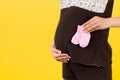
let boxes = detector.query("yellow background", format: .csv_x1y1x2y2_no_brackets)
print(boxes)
0,0,120,80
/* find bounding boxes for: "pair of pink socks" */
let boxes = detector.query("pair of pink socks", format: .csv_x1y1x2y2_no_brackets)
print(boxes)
71,25,91,48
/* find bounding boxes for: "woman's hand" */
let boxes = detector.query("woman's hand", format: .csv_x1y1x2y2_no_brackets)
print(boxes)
50,43,71,63
82,16,111,32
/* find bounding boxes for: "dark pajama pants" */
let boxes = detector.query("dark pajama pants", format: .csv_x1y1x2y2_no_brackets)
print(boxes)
62,61,112,80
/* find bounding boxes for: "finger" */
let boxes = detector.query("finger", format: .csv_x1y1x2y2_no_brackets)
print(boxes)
56,56,70,61
62,58,70,63
83,21,97,31
89,28,97,32
55,54,70,59
55,54,71,62
85,23,98,32
58,59,68,63
57,58,70,63
91,26,100,32
62,60,68,63
86,26,97,32
58,54,71,58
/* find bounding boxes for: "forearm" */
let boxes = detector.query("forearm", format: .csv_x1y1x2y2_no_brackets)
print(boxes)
108,17,120,27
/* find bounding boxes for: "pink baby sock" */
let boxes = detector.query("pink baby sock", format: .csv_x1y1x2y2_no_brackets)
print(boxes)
71,25,91,48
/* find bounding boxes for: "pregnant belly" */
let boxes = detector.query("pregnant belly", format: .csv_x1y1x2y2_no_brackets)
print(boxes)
54,7,92,50
54,6,112,67
54,6,108,52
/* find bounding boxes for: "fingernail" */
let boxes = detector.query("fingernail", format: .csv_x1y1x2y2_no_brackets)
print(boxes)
59,51,61,53
67,59,70,61
83,30,88,33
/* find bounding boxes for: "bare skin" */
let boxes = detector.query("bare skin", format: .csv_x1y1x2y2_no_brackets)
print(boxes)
82,16,120,32
51,16,120,63
50,43,71,63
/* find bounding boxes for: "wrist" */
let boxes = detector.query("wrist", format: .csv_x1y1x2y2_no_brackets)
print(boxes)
106,18,114,27
107,17,120,27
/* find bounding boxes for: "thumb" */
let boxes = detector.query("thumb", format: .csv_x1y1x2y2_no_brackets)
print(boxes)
51,46,61,54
